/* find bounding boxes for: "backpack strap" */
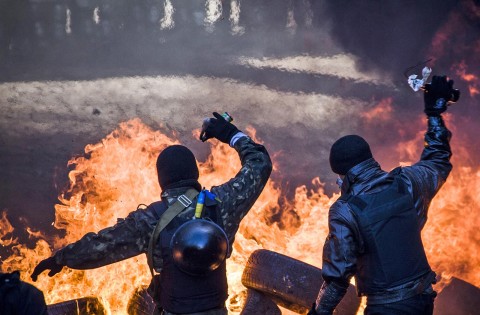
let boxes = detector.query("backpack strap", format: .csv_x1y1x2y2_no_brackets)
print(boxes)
146,188,199,277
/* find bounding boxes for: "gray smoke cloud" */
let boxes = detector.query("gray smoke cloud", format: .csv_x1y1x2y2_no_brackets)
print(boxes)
321,0,461,75
0,0,479,244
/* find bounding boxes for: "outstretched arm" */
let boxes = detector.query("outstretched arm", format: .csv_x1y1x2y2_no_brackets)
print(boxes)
32,207,158,280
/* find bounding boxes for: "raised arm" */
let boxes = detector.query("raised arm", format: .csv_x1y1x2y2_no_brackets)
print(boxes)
200,112,272,242
212,136,272,241
402,75,456,227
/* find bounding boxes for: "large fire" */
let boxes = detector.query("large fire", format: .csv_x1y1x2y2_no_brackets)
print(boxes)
1,114,479,314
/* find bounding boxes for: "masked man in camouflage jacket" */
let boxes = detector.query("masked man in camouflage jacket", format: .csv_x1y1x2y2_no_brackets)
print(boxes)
31,112,272,315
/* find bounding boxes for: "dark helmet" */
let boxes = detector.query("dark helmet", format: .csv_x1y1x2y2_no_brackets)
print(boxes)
170,219,229,276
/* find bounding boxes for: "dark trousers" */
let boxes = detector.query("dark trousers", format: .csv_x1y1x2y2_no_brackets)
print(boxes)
365,293,435,315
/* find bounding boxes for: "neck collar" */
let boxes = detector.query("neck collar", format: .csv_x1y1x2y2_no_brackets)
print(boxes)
341,158,381,194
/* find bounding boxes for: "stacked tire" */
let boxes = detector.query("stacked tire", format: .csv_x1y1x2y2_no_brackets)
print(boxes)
47,297,105,315
46,249,363,315
241,249,360,314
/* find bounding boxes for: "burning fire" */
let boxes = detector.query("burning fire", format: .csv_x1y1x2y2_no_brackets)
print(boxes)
360,97,393,123
1,116,479,314
454,60,480,97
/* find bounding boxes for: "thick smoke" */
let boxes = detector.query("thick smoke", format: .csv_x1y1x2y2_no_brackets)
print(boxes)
0,1,479,266
321,0,461,76
322,0,480,162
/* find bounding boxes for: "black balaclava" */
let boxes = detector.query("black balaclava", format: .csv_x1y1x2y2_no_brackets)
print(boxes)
156,145,201,191
329,135,373,175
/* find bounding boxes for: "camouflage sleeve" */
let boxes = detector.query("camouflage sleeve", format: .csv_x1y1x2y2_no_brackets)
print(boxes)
210,136,272,243
54,208,158,269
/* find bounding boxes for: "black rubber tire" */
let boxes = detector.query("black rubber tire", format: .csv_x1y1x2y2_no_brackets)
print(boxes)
434,277,480,315
240,288,281,315
47,297,106,315
241,249,360,314
127,285,156,315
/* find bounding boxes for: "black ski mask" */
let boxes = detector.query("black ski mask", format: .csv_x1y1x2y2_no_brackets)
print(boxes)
156,145,201,191
329,135,373,175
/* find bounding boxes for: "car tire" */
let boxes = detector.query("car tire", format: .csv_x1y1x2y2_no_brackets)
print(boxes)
47,297,106,315
240,288,281,315
241,249,360,314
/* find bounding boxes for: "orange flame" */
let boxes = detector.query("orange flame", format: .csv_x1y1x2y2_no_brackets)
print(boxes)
1,117,479,314
454,60,480,97
0,211,17,247
360,98,393,123
427,1,480,100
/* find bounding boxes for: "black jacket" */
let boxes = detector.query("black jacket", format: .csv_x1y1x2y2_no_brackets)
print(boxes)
316,116,452,314
0,271,48,315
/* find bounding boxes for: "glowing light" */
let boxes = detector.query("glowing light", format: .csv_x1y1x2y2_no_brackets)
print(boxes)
160,0,175,30
360,97,393,122
2,118,479,314
454,61,480,97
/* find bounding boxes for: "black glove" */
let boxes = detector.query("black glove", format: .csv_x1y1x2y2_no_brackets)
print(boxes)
314,281,347,315
307,303,318,315
31,256,64,281
200,112,239,144
424,75,456,116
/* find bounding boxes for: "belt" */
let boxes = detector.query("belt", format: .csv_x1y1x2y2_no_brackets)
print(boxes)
162,307,228,315
366,272,437,305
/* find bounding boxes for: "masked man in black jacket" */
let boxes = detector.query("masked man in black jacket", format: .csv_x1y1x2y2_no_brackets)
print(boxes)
31,112,272,315
0,271,48,315
309,76,457,315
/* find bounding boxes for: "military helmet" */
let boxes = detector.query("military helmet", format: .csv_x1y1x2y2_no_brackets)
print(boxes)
170,219,229,276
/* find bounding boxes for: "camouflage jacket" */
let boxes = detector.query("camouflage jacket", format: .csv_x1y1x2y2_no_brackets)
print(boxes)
54,136,272,271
